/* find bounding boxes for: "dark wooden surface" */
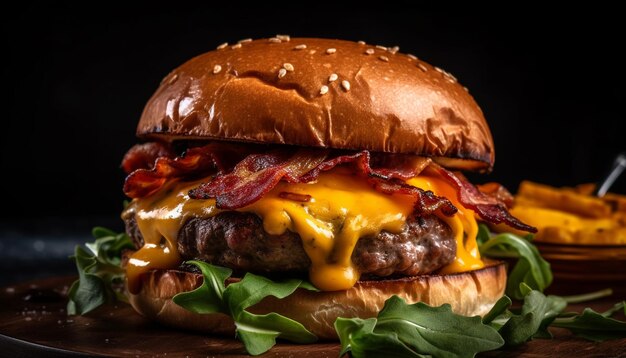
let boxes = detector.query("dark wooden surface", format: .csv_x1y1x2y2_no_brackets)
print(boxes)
0,276,624,357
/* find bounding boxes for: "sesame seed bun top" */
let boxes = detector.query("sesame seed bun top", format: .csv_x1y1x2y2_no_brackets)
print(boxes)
137,37,495,171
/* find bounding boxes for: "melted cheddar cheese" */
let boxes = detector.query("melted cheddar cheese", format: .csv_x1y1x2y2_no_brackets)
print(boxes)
125,168,483,293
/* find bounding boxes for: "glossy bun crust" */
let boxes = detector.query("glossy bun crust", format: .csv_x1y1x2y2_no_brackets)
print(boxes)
128,261,506,340
138,38,495,171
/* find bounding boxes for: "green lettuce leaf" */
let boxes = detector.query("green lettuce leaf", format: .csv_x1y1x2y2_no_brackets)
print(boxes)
67,227,134,315
173,260,318,355
335,296,503,358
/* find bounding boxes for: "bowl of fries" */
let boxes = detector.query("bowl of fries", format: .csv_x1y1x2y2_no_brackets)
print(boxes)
493,181,626,295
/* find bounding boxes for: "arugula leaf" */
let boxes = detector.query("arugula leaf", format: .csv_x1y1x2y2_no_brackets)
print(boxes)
559,288,613,304
601,301,626,318
173,261,318,355
498,284,566,346
67,227,134,315
482,295,512,328
335,296,504,358
552,303,626,341
335,318,426,358
477,224,552,299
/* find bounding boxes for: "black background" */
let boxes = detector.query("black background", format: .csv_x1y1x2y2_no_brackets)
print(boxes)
1,4,625,283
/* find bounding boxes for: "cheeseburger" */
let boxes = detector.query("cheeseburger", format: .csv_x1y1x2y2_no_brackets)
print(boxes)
120,37,535,339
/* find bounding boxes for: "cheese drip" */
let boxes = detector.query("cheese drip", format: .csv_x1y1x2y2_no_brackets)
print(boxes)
125,169,483,293
407,176,484,273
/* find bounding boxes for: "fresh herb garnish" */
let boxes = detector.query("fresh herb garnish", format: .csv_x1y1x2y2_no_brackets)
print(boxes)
66,227,134,315
476,224,552,299
551,302,626,342
172,260,318,355
335,296,504,358
484,283,567,345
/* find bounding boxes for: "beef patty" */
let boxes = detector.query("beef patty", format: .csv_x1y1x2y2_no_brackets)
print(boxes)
125,212,456,278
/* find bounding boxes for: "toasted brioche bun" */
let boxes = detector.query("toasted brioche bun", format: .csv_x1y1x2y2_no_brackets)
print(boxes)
128,260,506,340
138,38,494,171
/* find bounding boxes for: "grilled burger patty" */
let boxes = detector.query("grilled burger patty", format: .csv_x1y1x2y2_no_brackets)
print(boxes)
125,212,456,278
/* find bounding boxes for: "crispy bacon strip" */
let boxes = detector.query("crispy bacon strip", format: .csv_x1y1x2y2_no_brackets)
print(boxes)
123,142,251,198
477,182,515,208
121,142,174,174
368,177,458,217
298,150,432,182
188,149,329,209
430,164,537,233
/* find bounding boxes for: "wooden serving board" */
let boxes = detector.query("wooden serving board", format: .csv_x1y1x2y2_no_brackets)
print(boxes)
0,276,624,357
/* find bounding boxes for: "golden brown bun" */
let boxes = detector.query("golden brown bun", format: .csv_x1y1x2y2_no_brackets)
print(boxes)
128,260,506,340
138,38,494,171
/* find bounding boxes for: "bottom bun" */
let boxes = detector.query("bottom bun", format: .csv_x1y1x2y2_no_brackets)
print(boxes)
128,260,506,340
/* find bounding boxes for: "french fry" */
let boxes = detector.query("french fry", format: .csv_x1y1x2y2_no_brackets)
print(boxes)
604,192,626,212
517,181,612,218
508,205,625,245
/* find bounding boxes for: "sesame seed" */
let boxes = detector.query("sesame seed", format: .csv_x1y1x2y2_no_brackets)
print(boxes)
376,45,387,51
320,85,329,95
365,48,375,55
238,38,252,44
328,73,338,82
407,54,418,60
389,46,400,54
444,71,457,83
379,55,389,62
168,73,178,84
217,42,228,50
276,34,290,41
341,80,351,91
231,43,242,49
417,63,428,72
326,48,337,54
434,67,444,73
294,44,307,50
278,68,287,79
309,49,317,55
212,65,222,74
463,86,469,92
268,37,282,43
357,41,366,45
283,63,294,72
